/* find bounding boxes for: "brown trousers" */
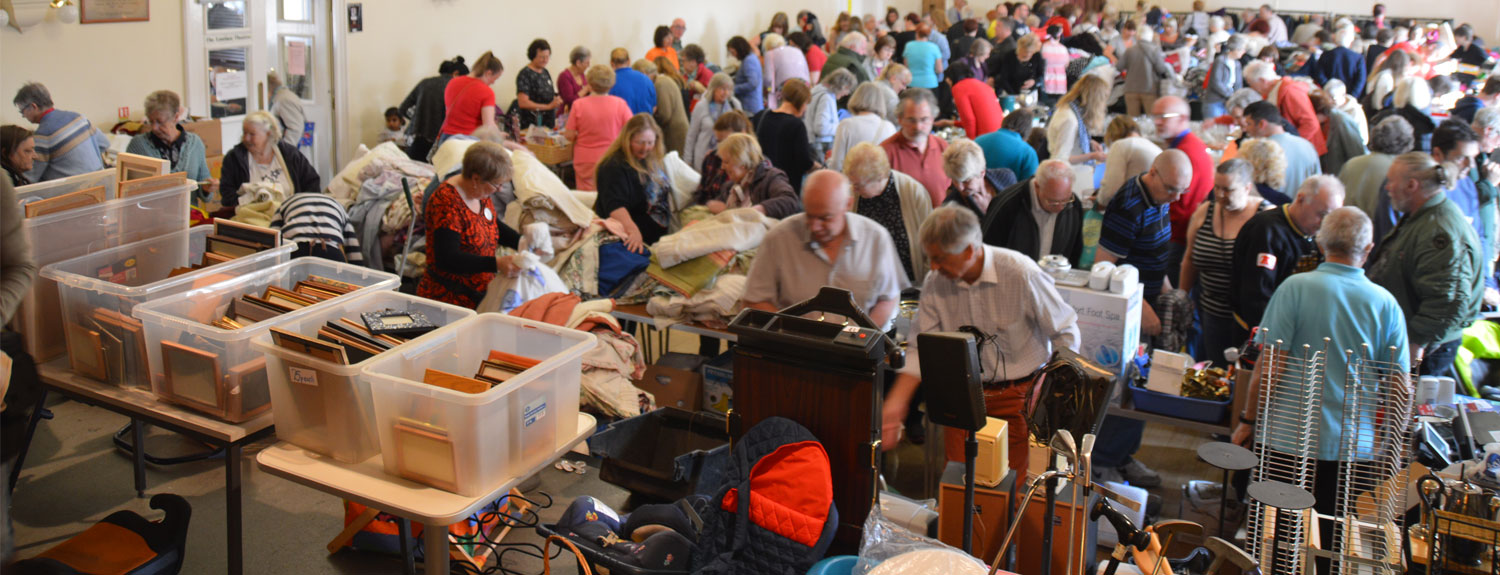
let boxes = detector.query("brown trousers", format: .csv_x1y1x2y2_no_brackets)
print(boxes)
943,380,1032,480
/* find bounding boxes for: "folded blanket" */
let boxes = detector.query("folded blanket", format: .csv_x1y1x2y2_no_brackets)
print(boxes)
646,250,736,297
646,274,748,326
651,208,777,268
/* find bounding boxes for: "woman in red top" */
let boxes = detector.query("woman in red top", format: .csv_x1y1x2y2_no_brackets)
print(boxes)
417,142,524,309
432,51,504,161
948,65,1004,139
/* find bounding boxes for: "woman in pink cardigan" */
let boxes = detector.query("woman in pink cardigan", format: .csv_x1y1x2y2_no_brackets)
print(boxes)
566,65,634,190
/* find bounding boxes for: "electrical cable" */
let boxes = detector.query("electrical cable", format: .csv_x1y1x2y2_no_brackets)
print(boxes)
403,491,567,575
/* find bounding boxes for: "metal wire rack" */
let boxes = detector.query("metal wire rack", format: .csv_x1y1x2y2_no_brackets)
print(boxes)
1326,344,1413,575
1246,336,1325,575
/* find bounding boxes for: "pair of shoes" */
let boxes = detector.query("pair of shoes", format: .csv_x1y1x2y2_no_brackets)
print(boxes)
1119,457,1162,488
1094,466,1125,486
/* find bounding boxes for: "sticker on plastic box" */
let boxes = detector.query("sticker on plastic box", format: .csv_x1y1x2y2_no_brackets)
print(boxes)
288,366,318,387
524,398,547,427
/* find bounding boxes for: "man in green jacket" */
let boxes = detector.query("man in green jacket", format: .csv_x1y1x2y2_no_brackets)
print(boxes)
1367,152,1485,380
823,32,871,84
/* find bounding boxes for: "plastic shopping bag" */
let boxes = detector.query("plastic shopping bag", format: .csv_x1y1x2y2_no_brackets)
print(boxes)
476,251,568,314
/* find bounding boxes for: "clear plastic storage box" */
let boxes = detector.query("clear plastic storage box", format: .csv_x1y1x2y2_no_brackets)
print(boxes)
41,226,296,389
131,258,399,422
16,183,191,361
252,291,475,463
14,169,118,204
361,314,596,496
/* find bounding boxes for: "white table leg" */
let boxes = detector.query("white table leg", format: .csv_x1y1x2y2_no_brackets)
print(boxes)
424,522,449,575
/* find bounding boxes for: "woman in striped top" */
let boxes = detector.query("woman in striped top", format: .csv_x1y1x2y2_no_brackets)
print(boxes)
270,192,363,265
1179,159,1271,365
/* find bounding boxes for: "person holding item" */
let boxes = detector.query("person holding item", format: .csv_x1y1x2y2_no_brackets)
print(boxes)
515,39,562,129
217,110,320,218
881,205,1079,478
702,133,801,218
125,90,216,197
556,47,592,113
595,114,675,253
417,142,524,309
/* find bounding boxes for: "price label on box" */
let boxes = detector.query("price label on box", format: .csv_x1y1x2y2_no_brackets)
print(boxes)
288,365,318,387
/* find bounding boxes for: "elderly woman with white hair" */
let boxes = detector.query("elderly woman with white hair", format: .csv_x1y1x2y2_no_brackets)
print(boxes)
806,69,859,160
125,89,216,197
1372,76,1437,151
940,138,1018,217
844,142,933,284
979,158,1084,265
702,133,801,218
684,73,742,170
1180,158,1272,363
217,109,320,217
830,83,898,171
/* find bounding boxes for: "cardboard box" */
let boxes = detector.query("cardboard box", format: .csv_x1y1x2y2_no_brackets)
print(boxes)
183,119,223,157
634,352,704,411
1056,283,1143,378
1146,349,1192,396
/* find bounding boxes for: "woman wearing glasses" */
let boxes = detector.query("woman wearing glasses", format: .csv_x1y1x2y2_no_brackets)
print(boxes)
417,142,524,309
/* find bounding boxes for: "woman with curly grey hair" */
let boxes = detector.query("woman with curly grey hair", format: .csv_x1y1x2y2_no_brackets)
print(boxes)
1237,138,1292,206
684,73,742,170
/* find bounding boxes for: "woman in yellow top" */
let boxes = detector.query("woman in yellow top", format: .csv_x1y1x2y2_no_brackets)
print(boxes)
644,26,678,68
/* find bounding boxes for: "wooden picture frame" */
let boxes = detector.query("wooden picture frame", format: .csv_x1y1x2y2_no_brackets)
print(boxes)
24,186,106,218
214,219,280,249
81,0,150,24
304,274,358,294
229,297,282,324
226,357,272,420
159,341,226,415
92,309,149,387
475,360,519,385
202,251,235,267
422,369,490,394
115,153,169,183
393,419,460,492
265,286,318,307
66,323,108,380
270,327,349,365
118,172,186,198
205,235,262,259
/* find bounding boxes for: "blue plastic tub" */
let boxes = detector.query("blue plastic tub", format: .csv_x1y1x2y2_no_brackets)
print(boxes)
1130,385,1231,424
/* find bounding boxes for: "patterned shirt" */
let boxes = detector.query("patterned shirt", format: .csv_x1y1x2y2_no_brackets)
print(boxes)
856,179,916,282
1099,175,1171,300
899,245,1080,382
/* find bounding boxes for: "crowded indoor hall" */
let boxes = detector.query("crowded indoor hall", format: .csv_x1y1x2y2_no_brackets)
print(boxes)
1,0,1498,573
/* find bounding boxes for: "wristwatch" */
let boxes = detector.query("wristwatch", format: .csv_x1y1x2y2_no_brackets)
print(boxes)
1239,414,1256,426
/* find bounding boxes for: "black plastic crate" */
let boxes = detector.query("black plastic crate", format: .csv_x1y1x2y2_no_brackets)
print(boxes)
590,407,730,502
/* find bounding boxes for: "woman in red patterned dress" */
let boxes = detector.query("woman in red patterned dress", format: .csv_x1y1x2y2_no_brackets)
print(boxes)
417,142,524,308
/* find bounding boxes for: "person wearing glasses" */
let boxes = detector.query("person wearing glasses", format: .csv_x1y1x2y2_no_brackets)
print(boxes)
1151,96,1215,286
881,89,949,207
10,82,109,183
125,90,217,198
1090,150,1194,487
1230,176,1347,353
417,142,525,309
979,158,1082,265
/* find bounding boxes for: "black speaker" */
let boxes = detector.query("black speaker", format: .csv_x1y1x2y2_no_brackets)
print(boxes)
918,332,986,433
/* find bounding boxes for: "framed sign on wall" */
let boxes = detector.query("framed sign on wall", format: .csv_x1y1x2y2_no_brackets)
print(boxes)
81,0,149,24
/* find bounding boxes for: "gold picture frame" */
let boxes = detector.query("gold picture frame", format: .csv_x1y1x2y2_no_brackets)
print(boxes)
115,152,169,183
118,172,187,198
24,186,106,218
65,323,108,380
393,419,459,492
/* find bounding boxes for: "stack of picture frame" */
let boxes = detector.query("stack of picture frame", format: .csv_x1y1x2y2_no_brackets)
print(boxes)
205,275,358,330
416,350,540,395
266,308,436,366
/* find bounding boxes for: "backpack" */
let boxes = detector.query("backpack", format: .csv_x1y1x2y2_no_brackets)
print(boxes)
691,417,838,575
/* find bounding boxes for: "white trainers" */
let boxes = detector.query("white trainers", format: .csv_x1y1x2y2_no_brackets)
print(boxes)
1119,457,1162,488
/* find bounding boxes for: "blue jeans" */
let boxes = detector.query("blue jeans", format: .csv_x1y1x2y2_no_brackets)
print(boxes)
1197,312,1245,366
1202,101,1226,122
1093,414,1146,469
1420,338,1463,379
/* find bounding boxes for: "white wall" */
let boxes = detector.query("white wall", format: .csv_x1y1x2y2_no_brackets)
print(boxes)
0,0,184,131
342,0,921,148
1102,0,1500,41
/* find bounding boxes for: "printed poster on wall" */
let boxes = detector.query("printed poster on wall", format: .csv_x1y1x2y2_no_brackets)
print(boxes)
81,0,150,24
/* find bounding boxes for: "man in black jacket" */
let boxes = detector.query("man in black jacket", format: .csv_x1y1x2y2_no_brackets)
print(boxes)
981,159,1084,265
1230,175,1346,333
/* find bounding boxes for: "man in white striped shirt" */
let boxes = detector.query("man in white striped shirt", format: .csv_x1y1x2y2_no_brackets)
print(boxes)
882,205,1079,478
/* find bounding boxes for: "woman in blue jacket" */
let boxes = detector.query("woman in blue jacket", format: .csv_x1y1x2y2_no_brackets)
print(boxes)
727,36,764,115
1202,35,1247,121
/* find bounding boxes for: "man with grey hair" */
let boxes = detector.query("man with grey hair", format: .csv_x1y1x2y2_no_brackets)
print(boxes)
939,138,1016,217
881,204,1078,477
824,31,872,83
1310,24,1368,99
1231,206,1408,546
881,88,949,206
1232,175,1346,337
267,72,307,149
11,82,109,182
1341,115,1414,218
980,158,1083,264
741,169,907,330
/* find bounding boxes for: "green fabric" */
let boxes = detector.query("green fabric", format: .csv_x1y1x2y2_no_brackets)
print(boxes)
1457,320,1500,397
1366,193,1485,349
646,252,727,297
